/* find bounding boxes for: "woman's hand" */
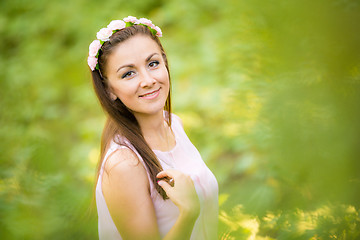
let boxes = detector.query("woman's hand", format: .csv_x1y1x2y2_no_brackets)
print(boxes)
157,169,200,220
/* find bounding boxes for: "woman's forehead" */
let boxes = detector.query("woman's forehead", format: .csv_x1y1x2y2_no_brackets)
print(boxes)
110,35,161,63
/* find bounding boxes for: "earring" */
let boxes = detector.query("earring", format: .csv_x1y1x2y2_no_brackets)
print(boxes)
110,92,117,101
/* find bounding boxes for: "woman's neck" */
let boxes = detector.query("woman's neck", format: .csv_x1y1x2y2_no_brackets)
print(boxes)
134,110,174,151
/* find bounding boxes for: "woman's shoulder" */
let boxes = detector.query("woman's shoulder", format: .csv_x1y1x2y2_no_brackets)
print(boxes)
105,134,135,155
103,146,141,173
102,136,140,172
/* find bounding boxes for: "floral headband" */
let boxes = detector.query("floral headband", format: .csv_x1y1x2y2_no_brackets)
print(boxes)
87,16,162,71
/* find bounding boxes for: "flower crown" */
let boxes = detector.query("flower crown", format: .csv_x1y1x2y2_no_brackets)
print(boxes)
87,16,162,71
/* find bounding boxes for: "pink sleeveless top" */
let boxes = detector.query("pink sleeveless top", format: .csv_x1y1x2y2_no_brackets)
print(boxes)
95,114,218,239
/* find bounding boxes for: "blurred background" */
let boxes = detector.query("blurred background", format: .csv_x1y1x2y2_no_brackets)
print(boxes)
1,0,359,239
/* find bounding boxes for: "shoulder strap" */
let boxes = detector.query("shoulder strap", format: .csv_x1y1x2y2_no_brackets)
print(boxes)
170,113,186,136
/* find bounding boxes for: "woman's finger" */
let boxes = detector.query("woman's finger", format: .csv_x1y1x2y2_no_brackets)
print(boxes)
156,169,179,179
157,180,173,193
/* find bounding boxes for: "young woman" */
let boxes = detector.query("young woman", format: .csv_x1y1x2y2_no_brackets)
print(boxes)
88,16,218,240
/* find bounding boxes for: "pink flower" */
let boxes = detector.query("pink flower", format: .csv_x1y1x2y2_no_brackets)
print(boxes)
88,40,102,57
153,26,162,37
107,20,126,31
96,27,113,41
87,56,98,71
136,18,155,28
123,16,138,23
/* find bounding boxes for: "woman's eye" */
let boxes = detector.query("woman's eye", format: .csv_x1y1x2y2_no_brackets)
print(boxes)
149,60,159,68
122,71,135,79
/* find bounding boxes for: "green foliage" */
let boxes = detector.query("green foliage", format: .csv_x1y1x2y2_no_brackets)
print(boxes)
1,0,359,239
219,203,360,240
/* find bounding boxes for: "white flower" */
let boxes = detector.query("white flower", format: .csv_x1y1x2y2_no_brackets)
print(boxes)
136,18,155,28
107,20,126,31
88,40,102,57
96,27,113,41
87,56,98,71
123,16,137,23
153,26,162,37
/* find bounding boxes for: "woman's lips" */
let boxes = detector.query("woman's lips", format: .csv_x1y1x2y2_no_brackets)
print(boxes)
139,88,161,99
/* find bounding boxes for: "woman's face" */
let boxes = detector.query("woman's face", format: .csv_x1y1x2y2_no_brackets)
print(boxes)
105,34,169,117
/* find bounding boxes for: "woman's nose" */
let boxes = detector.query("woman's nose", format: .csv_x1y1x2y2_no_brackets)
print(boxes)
140,70,156,88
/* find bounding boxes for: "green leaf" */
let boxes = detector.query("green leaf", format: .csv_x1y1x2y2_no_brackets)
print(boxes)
125,22,134,27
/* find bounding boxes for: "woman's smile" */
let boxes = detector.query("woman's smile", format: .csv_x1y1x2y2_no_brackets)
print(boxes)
139,87,161,99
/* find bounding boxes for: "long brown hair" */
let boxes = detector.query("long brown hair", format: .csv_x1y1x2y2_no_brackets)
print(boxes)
91,24,171,199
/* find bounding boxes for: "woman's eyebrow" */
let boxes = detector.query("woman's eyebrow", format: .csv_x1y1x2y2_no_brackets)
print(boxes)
117,64,134,73
146,53,159,61
116,53,160,73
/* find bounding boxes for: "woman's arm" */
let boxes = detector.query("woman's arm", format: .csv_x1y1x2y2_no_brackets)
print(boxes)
102,148,199,240
102,148,160,239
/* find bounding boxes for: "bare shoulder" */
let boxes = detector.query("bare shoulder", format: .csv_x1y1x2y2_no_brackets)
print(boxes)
104,147,141,172
102,147,149,190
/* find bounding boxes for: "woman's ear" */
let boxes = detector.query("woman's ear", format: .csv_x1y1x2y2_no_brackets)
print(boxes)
106,85,117,101
109,92,117,101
